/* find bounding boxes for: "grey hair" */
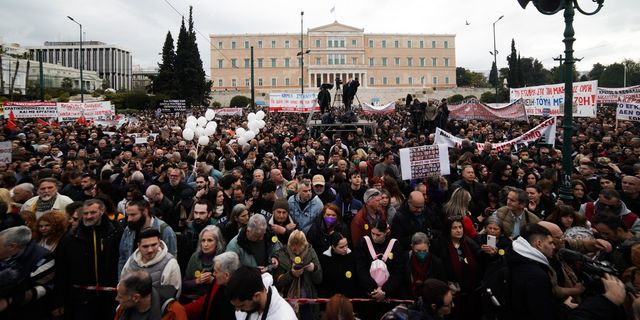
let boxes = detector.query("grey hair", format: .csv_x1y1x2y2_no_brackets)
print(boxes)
298,179,312,189
253,169,264,176
0,226,32,249
15,183,35,195
247,213,267,232
411,232,429,246
231,204,247,218
130,171,145,184
197,225,226,255
213,251,240,274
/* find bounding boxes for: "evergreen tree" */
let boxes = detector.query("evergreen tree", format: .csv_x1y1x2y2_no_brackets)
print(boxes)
489,62,498,87
507,39,520,88
175,6,211,107
153,31,176,96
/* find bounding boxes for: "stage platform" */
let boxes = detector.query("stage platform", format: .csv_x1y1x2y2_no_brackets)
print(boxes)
307,119,377,137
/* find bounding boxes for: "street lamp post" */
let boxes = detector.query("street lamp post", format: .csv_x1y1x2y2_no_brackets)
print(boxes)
300,11,304,99
516,0,604,201
491,15,504,102
67,16,84,102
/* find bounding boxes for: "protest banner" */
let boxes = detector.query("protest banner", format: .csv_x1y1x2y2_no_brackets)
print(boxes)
399,144,450,180
57,101,114,122
159,100,187,113
449,98,528,122
3,102,58,119
510,80,597,118
616,101,640,122
435,117,557,153
598,85,640,104
362,102,395,115
268,93,320,113
0,141,11,164
214,108,243,117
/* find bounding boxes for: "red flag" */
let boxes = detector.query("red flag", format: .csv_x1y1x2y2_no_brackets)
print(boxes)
37,118,50,126
6,110,17,131
50,119,59,127
76,115,87,125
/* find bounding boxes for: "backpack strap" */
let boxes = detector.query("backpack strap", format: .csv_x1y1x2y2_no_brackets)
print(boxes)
381,239,397,262
363,236,379,260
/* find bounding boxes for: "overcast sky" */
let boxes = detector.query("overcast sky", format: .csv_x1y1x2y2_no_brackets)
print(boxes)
1,0,638,76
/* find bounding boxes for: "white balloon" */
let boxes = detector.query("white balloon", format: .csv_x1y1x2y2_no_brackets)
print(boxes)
248,121,260,132
248,113,257,122
257,119,266,129
238,137,249,146
197,116,207,127
206,121,217,128
195,126,205,138
185,121,197,130
236,128,246,136
256,110,265,120
204,126,216,136
182,128,194,141
198,135,210,146
205,109,216,121
245,130,256,140
187,116,197,124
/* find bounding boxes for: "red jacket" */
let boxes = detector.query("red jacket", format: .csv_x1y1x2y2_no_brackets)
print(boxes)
351,206,386,245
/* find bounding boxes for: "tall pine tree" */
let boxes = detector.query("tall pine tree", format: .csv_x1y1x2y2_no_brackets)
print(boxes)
507,39,522,88
175,6,211,106
489,62,498,87
153,31,176,96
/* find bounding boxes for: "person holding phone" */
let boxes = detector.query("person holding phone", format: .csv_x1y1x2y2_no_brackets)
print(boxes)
474,216,512,258
272,230,322,320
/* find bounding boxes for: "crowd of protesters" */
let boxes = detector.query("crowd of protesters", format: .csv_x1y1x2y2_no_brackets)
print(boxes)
0,96,638,320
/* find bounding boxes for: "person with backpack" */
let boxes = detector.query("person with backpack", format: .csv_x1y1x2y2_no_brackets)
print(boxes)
354,218,407,319
114,270,187,320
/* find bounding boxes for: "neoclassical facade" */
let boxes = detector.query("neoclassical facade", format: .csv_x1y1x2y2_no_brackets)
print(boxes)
210,21,456,91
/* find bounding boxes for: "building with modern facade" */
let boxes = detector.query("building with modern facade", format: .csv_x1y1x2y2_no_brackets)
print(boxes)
26,41,132,90
210,21,456,92
1,41,101,95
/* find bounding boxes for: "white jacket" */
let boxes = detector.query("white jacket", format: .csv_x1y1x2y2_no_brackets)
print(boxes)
24,194,74,219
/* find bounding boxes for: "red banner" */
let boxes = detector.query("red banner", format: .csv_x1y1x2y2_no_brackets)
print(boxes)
449,98,528,122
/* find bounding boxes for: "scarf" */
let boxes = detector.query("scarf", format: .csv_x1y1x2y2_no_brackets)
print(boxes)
447,239,478,293
36,196,57,213
410,253,431,296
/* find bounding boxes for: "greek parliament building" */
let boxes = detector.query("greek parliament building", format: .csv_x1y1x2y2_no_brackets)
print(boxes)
26,41,132,90
210,21,456,95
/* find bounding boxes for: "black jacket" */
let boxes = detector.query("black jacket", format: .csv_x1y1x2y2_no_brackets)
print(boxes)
54,214,123,307
507,247,556,320
318,248,360,298
306,215,351,254
391,202,436,251
0,241,55,319
355,237,408,298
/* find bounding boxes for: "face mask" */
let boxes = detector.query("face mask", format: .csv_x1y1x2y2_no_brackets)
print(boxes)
415,251,428,262
324,216,337,226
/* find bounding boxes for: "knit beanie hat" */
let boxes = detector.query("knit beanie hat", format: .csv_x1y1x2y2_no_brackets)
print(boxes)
272,198,289,212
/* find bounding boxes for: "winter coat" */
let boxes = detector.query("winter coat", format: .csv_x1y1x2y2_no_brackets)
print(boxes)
273,244,323,299
318,247,360,298
306,214,351,253
183,280,235,320
54,214,123,308
494,206,541,238
121,240,182,295
225,227,283,268
354,236,407,298
507,236,557,320
449,179,489,218
351,206,386,246
391,201,436,251
0,241,55,319
118,216,177,276
287,194,324,233
114,286,187,320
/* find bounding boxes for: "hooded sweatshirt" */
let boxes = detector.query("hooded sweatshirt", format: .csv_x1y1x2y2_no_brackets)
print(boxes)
121,240,182,296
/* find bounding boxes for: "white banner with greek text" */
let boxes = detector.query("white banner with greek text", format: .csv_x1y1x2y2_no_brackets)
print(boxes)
510,80,597,118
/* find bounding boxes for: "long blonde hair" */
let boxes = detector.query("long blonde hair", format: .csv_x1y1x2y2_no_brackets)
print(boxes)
0,188,15,213
443,188,471,218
